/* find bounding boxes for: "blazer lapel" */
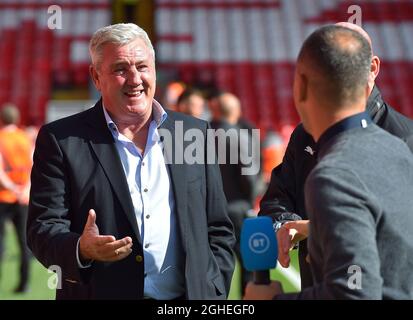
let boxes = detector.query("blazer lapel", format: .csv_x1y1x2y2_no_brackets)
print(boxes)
159,114,187,246
85,101,142,244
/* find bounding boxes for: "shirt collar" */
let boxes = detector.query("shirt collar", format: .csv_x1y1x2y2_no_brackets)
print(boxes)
316,111,372,151
102,99,168,133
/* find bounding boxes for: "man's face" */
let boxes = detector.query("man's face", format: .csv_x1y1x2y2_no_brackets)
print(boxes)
185,95,205,118
91,38,156,121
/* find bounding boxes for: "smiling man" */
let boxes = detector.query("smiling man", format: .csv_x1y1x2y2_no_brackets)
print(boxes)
27,23,235,300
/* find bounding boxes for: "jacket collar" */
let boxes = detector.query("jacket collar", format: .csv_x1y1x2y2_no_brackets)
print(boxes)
316,111,372,153
366,85,385,122
158,111,188,242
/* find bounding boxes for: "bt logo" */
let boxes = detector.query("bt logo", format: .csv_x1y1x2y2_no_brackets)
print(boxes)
248,232,270,254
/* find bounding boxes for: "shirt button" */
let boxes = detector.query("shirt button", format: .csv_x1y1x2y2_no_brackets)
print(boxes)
146,214,150,219
145,244,150,249
142,162,145,166
144,188,148,192
135,255,143,263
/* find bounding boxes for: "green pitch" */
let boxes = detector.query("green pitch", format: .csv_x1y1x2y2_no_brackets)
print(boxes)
0,222,300,300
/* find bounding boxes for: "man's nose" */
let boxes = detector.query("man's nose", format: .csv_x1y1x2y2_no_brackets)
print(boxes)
127,67,142,86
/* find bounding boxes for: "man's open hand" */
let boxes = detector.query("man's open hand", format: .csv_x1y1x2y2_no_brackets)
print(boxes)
79,209,133,262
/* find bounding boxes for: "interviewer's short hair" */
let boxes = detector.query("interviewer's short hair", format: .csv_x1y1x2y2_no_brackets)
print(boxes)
89,23,155,70
298,25,372,104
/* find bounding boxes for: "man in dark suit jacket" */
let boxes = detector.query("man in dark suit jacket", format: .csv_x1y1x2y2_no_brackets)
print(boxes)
213,93,261,296
245,25,413,299
259,22,413,289
27,23,235,300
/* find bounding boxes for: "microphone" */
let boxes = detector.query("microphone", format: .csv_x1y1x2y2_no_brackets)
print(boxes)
240,216,278,284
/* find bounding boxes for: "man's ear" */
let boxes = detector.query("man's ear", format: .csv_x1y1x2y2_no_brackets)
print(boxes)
89,65,101,91
298,73,308,103
369,56,380,87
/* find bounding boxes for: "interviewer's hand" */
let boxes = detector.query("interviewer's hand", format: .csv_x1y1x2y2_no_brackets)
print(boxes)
284,220,309,244
243,281,283,300
79,209,133,262
277,226,292,268
277,220,310,268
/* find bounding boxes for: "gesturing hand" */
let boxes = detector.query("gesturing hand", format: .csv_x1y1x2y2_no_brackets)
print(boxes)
283,220,309,244
79,209,133,262
276,226,292,268
276,220,310,268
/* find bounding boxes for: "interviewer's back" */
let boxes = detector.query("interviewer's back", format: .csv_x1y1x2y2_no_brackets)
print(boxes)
305,124,413,299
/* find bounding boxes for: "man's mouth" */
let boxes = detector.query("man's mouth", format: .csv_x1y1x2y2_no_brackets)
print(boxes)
124,90,144,98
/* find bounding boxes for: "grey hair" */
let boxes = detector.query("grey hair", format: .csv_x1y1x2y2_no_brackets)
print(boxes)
89,23,155,69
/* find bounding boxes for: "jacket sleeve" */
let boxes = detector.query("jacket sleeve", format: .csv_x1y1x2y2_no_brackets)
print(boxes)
258,128,302,223
205,123,236,296
284,167,382,299
27,126,92,283
237,128,261,205
407,135,413,153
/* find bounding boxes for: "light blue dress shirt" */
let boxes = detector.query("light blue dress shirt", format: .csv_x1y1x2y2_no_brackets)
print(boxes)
102,101,185,299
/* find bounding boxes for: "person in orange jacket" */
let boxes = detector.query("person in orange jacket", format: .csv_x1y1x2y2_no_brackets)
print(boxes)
0,103,33,293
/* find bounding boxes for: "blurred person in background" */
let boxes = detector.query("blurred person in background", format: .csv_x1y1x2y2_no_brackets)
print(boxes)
162,81,186,112
261,130,285,184
0,103,32,293
258,22,413,290
27,23,235,300
24,126,40,147
176,88,207,120
208,89,257,135
207,88,224,130
214,92,261,296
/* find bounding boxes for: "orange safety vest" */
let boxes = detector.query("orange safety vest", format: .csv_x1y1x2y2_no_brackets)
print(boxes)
0,127,33,203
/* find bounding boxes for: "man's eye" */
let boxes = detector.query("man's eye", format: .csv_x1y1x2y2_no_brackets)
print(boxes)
114,68,126,74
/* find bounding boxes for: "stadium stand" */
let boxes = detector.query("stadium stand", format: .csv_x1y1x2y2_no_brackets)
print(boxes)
0,0,412,131
0,0,111,125
155,0,413,133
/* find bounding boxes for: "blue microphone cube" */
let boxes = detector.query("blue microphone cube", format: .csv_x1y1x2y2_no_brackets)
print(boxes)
240,216,278,271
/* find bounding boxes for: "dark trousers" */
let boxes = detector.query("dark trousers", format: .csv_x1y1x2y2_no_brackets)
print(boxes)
0,202,30,290
227,200,252,296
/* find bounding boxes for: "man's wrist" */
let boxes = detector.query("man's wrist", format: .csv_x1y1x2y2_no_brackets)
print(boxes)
273,221,284,233
273,220,300,250
77,238,93,268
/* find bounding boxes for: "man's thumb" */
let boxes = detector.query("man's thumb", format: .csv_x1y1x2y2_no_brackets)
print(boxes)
85,209,97,230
